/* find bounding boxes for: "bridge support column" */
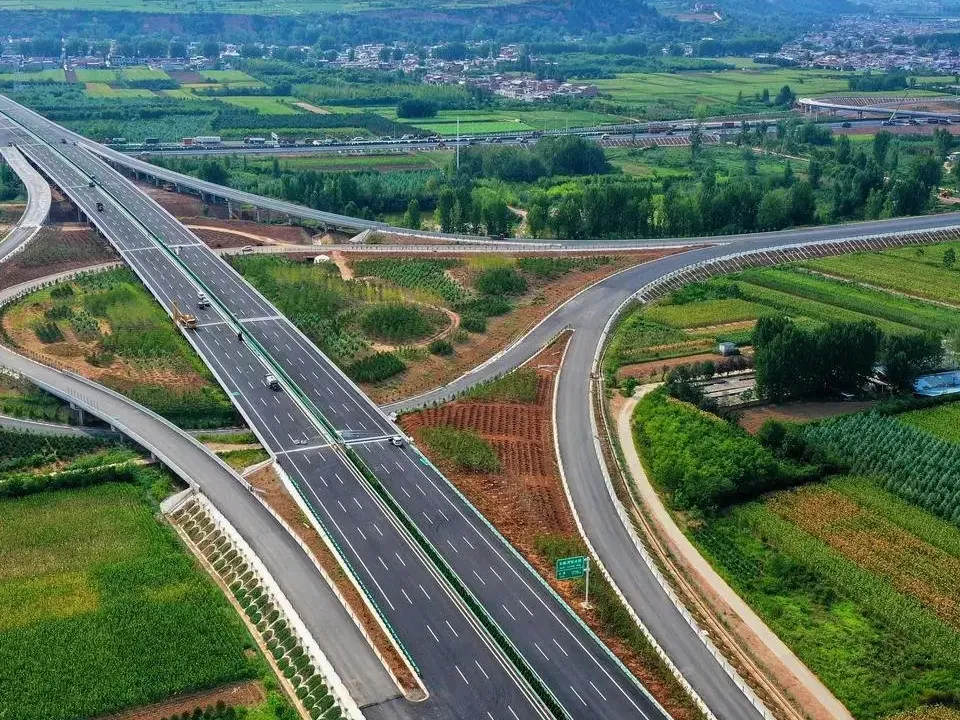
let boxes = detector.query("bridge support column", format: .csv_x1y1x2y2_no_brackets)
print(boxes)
227,199,233,220
858,110,863,120
256,207,261,223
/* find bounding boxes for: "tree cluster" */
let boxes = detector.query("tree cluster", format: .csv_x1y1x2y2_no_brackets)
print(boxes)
754,315,943,401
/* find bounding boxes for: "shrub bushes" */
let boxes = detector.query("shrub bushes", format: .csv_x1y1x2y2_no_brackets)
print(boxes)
346,352,406,383
474,267,528,296
460,313,487,333
428,338,454,356
421,425,501,473
361,303,432,343
34,322,64,343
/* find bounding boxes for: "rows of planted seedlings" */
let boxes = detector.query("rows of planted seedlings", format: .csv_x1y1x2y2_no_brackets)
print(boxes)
173,498,346,720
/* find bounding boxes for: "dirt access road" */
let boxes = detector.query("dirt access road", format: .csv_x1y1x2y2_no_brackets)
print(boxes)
617,386,852,720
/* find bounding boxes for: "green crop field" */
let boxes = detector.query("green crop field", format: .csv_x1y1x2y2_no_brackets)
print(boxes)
736,267,960,334
595,68,852,107
802,252,960,305
606,251,959,374
693,477,960,720
84,82,156,99
643,298,772,328
199,70,260,84
0,68,65,82
217,95,303,115
899,403,960,443
0,481,257,720
75,67,170,83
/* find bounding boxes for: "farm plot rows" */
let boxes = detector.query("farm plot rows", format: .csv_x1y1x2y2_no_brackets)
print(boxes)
0,481,258,720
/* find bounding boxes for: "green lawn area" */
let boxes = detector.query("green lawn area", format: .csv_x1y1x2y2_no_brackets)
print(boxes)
84,82,156,99
0,482,257,720
216,95,304,115
75,67,170,83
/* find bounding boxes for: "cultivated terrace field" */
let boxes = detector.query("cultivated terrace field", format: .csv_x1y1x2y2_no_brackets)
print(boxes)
0,428,292,720
605,243,960,382
0,267,238,429
629,385,960,720
399,338,704,720
615,231,960,718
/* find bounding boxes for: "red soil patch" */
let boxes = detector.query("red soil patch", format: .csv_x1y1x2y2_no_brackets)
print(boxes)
399,335,701,719
188,218,312,245
0,225,117,289
95,680,264,720
245,464,419,694
138,184,229,219
739,400,877,433
167,70,205,84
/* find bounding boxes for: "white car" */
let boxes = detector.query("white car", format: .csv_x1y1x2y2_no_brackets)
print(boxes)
390,436,405,447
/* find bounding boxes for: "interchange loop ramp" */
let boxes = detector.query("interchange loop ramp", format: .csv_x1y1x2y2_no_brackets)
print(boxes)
0,94,672,720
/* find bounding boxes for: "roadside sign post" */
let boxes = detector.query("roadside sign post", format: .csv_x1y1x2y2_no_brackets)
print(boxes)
583,557,591,610
555,555,591,609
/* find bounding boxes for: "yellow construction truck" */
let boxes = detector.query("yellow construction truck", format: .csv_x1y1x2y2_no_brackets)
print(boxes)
172,301,198,330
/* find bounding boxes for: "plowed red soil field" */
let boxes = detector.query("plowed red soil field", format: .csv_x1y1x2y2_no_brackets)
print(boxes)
399,337,574,553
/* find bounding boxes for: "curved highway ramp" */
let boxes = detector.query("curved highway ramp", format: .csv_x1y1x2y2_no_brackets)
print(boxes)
0,94,677,720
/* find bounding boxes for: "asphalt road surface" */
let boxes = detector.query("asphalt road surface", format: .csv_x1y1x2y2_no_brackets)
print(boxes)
0,129,50,263
0,94,674,720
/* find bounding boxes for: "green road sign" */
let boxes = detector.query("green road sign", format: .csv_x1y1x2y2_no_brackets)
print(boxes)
555,555,588,580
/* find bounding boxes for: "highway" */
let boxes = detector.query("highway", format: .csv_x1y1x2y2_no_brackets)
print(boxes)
0,94,674,720
386,224,960,720
7,95,959,720
0,337,402,716
0,129,50,263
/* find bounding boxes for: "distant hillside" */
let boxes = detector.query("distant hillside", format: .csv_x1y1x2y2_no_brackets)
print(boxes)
0,0,673,44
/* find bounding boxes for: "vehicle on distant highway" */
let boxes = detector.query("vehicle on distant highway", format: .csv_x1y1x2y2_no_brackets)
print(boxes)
95,201,104,212
265,374,281,391
841,121,852,128
390,435,405,447
196,292,211,309
240,245,255,254
143,137,160,145
244,137,267,146
194,136,222,146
